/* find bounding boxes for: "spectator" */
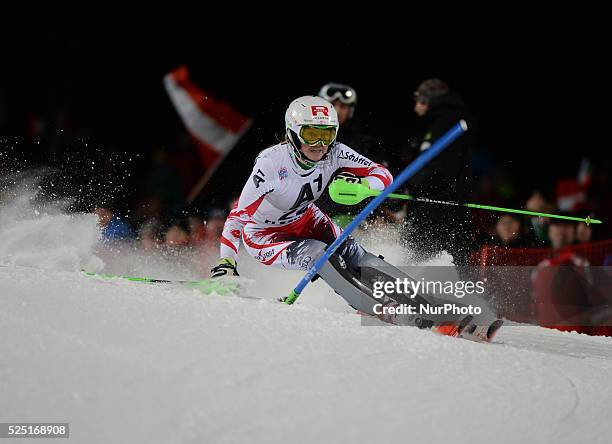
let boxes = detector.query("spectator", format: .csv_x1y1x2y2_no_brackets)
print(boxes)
138,219,162,250
179,208,225,266
547,215,576,250
204,208,227,243
317,82,390,227
525,190,556,245
187,215,207,246
164,221,190,248
537,209,599,251
318,82,381,159
575,219,593,244
403,78,476,265
95,206,135,241
493,214,530,248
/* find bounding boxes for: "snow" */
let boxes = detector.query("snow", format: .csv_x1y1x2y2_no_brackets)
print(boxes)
2,193,612,443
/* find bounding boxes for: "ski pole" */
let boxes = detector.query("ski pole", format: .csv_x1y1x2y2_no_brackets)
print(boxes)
328,181,603,225
284,120,468,305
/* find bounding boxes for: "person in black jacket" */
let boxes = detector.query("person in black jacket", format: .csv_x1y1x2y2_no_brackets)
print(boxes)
316,82,391,227
403,79,476,265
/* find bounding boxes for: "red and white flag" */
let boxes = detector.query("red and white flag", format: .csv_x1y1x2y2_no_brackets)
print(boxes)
164,65,253,167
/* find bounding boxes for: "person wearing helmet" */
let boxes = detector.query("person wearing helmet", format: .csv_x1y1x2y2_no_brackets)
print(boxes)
318,82,357,125
318,82,381,160
210,96,394,312
317,83,389,226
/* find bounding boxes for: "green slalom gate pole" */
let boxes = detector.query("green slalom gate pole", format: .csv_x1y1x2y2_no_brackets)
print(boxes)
283,120,468,305
328,180,602,225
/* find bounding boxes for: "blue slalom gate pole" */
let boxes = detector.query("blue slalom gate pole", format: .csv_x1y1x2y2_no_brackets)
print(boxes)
284,120,468,304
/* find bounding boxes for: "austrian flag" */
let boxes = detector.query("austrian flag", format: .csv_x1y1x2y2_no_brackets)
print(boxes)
164,65,253,167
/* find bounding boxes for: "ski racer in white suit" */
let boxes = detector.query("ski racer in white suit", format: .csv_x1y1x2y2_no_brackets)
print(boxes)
209,99,500,336
211,96,393,310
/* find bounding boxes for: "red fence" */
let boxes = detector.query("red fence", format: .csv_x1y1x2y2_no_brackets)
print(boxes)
473,239,612,268
471,240,612,335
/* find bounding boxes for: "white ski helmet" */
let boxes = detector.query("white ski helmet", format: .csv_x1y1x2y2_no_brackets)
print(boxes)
285,96,339,168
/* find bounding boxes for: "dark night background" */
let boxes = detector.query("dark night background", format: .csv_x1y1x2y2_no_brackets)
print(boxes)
1,7,610,221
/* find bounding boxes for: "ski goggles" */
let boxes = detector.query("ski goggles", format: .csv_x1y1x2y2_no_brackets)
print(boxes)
319,83,357,105
299,125,337,146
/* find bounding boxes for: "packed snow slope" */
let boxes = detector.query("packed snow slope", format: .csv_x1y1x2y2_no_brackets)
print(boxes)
2,194,612,444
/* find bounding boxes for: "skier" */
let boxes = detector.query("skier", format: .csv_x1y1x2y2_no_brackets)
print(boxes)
208,95,501,339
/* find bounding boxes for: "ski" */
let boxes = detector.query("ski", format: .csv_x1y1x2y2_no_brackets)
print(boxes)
434,318,504,343
431,314,474,338
362,309,503,344
82,271,250,298
458,319,504,343
395,297,504,344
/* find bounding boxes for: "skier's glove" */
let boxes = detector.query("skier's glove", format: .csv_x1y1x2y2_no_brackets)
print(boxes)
210,258,239,278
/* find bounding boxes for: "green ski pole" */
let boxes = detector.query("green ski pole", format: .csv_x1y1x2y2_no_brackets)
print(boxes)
328,180,602,225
